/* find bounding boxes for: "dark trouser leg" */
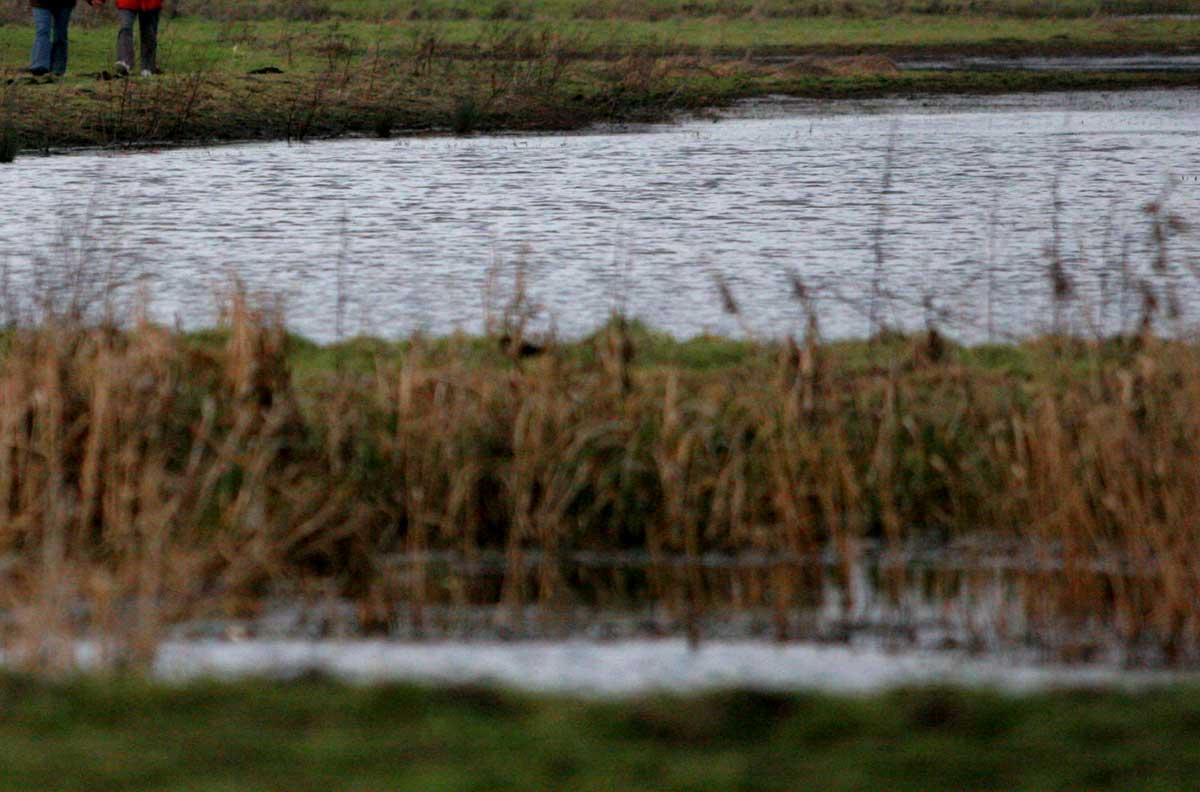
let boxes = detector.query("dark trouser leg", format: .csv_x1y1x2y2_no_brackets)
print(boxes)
49,6,73,76
30,8,52,73
138,10,160,73
117,9,136,68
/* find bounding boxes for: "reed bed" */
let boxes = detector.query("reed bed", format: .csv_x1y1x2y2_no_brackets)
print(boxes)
0,280,1198,669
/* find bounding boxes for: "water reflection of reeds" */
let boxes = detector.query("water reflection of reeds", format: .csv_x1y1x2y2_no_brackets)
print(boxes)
374,542,1198,662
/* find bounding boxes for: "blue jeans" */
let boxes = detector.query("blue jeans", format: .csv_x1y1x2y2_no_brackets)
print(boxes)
31,6,74,76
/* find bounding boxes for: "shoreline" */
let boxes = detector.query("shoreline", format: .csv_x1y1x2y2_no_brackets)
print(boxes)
5,69,1200,153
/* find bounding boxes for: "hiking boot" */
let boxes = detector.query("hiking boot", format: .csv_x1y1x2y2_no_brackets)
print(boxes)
29,67,49,77
114,61,130,77
140,69,154,78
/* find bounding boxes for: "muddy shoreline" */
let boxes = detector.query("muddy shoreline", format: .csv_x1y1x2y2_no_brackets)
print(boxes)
6,67,1200,154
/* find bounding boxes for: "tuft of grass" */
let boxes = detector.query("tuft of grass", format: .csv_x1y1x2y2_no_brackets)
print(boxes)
0,122,17,164
451,93,482,134
372,109,397,138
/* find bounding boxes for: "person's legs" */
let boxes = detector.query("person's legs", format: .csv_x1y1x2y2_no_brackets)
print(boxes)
138,9,159,74
116,9,136,72
29,8,53,75
49,6,73,76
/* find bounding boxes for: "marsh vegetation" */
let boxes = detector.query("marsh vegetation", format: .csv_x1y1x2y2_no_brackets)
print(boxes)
2,243,1200,669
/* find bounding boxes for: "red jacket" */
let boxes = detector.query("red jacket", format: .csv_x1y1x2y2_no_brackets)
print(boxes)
116,0,162,10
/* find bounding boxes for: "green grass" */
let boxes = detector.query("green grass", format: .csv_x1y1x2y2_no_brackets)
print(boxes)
322,0,1200,19
3,13,1200,65
193,320,1146,376
2,675,1200,791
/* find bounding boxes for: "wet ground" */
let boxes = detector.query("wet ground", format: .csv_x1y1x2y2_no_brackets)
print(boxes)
4,535,1181,688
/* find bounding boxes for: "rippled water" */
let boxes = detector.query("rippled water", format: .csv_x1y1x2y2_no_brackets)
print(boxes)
3,89,1199,342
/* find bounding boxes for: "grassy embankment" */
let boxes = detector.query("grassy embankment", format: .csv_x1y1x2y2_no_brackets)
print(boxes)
2,674,1200,791
0,0,1199,147
1,281,1200,666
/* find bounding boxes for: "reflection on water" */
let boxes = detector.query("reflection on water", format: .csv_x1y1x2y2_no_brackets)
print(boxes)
140,540,1190,669
2,89,1199,342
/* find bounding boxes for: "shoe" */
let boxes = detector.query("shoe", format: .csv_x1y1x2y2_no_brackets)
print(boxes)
140,69,153,77
28,67,49,77
114,61,130,76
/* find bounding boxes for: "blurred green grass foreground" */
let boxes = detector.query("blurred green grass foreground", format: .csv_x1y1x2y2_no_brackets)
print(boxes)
2,674,1200,792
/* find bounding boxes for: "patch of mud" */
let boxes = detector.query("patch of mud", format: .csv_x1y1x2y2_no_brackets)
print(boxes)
779,54,902,76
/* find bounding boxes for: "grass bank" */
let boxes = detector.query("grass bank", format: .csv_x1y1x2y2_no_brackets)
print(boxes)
2,1,1200,148
2,293,1200,666
2,674,1200,791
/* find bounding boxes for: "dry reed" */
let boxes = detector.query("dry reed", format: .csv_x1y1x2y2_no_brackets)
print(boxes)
0,281,1197,669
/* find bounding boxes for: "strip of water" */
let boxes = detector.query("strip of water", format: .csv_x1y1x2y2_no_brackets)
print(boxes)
3,89,1198,342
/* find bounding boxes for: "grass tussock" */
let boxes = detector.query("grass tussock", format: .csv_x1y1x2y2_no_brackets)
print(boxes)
0,122,16,164
1,285,1200,667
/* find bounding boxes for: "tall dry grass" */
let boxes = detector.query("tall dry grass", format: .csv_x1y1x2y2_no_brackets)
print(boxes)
0,280,1197,667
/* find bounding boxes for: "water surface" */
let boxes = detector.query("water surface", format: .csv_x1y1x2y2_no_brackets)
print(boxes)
140,639,1197,693
3,89,1199,342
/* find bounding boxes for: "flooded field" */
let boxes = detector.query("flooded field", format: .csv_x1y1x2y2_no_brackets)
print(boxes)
8,530,1195,686
2,89,1198,342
